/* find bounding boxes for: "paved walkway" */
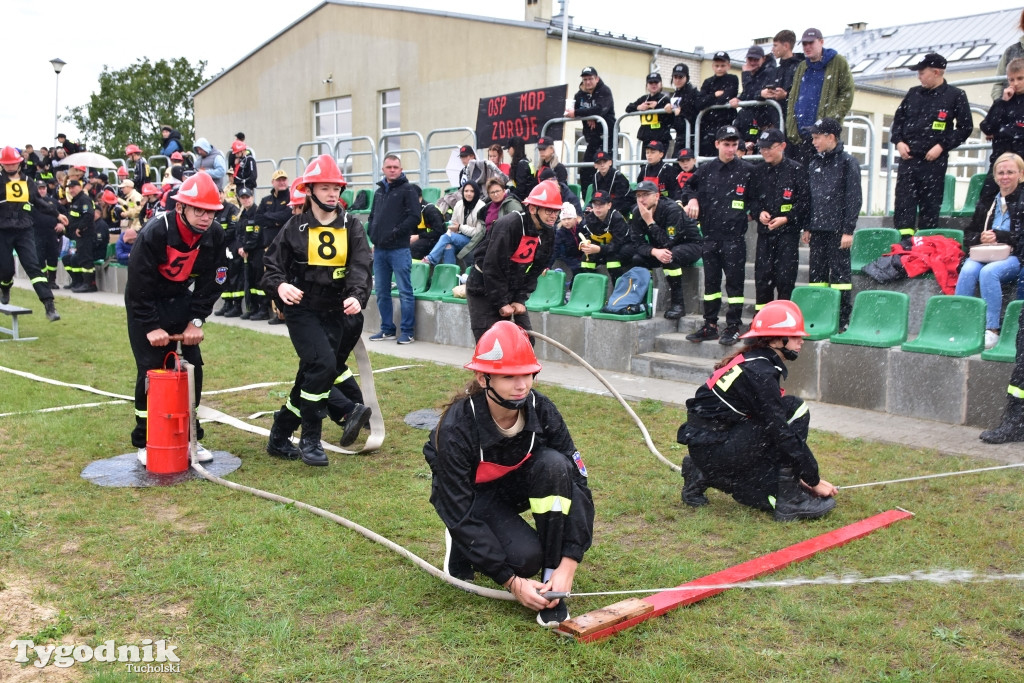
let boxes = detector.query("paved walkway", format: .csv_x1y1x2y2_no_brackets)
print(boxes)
19,281,1024,465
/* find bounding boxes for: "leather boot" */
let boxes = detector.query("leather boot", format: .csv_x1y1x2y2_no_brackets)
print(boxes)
773,467,836,522
980,398,1024,444
681,456,709,507
300,415,328,466
250,301,271,321
664,275,686,320
214,299,232,316
76,277,97,293
339,404,371,447
47,270,57,288
266,410,301,459
223,301,243,318
43,299,60,322
64,272,80,290
0,285,8,305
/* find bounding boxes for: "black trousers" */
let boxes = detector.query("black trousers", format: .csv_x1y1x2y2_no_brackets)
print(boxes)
62,233,96,282
127,294,204,448
446,447,595,584
281,304,347,421
244,248,265,312
34,225,60,277
578,139,603,199
807,231,852,324
686,395,810,512
326,312,365,424
222,251,245,301
410,233,440,261
0,228,54,301
754,231,801,306
700,235,746,328
467,291,533,344
893,156,947,232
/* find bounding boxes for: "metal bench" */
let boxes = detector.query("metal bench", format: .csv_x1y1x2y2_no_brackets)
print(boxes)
0,303,36,341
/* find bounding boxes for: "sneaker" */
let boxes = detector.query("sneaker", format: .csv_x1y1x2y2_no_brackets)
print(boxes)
137,447,147,466
397,333,414,345
685,323,719,343
369,330,396,341
536,600,570,628
985,330,1000,350
193,443,214,463
719,326,740,346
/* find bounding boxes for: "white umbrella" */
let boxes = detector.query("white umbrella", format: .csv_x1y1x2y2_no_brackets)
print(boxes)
56,151,117,169
445,149,464,187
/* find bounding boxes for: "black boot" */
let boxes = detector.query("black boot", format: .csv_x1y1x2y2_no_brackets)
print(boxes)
75,277,97,293
250,302,271,321
47,270,57,288
681,456,709,507
240,304,253,320
339,404,371,447
223,301,243,318
773,467,836,522
664,275,686,320
443,529,475,581
980,398,1024,444
65,272,81,290
266,410,301,459
43,299,60,322
300,415,328,466
214,299,231,316
0,285,9,305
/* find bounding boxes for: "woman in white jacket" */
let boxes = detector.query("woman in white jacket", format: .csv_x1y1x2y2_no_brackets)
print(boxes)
423,181,482,265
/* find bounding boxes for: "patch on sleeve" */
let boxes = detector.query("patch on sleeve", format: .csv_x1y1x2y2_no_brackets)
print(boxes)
215,266,228,285
572,450,587,477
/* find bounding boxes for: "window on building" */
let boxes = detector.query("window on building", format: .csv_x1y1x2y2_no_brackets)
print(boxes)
381,89,401,153
881,114,895,171
946,46,972,62
851,58,875,74
886,54,914,69
965,44,993,60
314,96,353,170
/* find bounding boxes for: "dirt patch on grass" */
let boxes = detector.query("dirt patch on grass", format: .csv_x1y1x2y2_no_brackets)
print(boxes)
142,500,208,535
0,575,81,682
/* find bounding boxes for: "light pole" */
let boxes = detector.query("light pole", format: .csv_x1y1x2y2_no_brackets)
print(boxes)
50,58,66,146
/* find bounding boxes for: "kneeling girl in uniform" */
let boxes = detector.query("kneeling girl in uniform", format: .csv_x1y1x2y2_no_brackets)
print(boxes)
423,321,594,627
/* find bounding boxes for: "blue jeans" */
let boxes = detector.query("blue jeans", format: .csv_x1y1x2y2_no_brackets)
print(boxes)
373,247,415,336
426,231,471,265
955,256,1021,329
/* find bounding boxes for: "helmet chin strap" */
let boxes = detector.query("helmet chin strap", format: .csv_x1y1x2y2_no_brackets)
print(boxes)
484,375,529,410
179,207,207,235
779,338,799,361
310,191,339,214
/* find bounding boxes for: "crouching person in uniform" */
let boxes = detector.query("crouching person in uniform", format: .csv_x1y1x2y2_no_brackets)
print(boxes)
261,155,373,466
125,171,227,465
676,300,838,521
423,321,594,628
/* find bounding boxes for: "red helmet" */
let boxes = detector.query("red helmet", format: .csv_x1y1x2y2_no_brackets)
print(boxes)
116,166,129,178
288,178,307,207
740,300,808,339
125,144,142,156
464,321,541,375
100,189,119,205
140,182,160,196
170,151,183,162
231,140,246,154
175,172,224,212
296,154,346,192
0,146,23,165
523,179,563,210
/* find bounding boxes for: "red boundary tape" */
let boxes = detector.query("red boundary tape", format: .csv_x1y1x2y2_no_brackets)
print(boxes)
563,509,913,642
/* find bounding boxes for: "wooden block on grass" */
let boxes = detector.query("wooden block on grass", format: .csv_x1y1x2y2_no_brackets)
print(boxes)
558,598,653,637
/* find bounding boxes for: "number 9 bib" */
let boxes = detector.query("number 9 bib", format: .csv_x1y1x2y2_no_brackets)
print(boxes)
308,226,348,267
5,180,29,203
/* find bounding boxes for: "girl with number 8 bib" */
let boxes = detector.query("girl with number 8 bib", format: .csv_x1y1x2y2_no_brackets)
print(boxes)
262,155,373,467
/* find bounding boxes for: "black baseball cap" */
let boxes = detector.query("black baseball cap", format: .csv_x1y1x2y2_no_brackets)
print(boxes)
716,125,740,141
646,72,662,83
672,63,689,78
591,190,612,204
67,179,81,187
580,66,598,77
909,53,947,71
459,145,475,157
809,118,842,137
593,150,612,163
635,180,659,194
238,187,254,197
712,51,730,62
746,45,765,60
536,137,553,149
756,128,787,147
676,148,694,161
646,140,666,153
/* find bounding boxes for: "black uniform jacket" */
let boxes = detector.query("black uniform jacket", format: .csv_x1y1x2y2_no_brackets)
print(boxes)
750,157,811,235
0,170,59,230
625,91,674,143
807,142,861,234
467,211,555,309
680,157,757,238
580,208,631,264
890,81,973,159
981,92,1024,159
423,390,593,585
262,208,373,311
238,204,260,252
65,191,95,241
685,346,820,486
627,196,702,255
573,79,615,145
591,167,631,213
125,212,227,332
255,188,292,247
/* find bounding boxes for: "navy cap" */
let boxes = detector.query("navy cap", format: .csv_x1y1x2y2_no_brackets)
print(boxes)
672,63,689,78
536,137,553,149
459,145,475,157
635,180,659,194
676,148,694,160
593,150,612,163
909,52,947,71
67,179,81,187
646,72,662,83
713,51,730,62
580,66,598,77
746,45,765,60
238,187,254,197
646,140,666,153
716,125,740,140
591,190,612,204
756,128,787,147
809,117,842,137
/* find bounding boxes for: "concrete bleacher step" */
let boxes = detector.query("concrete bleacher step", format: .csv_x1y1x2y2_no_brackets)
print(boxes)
655,331,735,360
631,351,717,385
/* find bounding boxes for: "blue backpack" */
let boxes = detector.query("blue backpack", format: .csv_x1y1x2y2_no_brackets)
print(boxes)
601,267,650,315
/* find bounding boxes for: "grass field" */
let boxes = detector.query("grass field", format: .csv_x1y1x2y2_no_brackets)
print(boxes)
1,288,1023,682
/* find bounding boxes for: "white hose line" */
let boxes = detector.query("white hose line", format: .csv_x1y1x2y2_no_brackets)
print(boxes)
202,365,421,396
190,461,514,602
0,399,127,418
527,330,682,473
838,462,1024,490
0,364,132,400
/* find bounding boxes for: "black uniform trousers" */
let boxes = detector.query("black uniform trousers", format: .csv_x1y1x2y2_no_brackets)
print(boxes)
222,250,245,302
467,291,534,344
447,447,595,582
807,231,853,325
62,233,96,282
327,312,365,425
686,395,810,512
243,248,266,312
34,225,60,277
127,295,204,448
893,156,947,233
754,231,801,306
410,232,441,261
279,304,345,426
578,139,603,199
700,236,746,328
628,243,702,276
0,228,54,301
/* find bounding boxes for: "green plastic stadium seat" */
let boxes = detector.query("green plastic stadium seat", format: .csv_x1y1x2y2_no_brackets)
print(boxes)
901,295,986,357
439,267,475,304
525,270,566,312
915,228,964,245
830,290,910,348
954,173,986,217
790,287,840,341
568,183,582,200
410,261,430,294
851,228,901,273
341,189,354,207
584,185,594,204
939,174,957,216
421,187,441,204
416,263,459,301
549,273,609,317
981,300,1023,362
350,189,375,215
592,276,653,321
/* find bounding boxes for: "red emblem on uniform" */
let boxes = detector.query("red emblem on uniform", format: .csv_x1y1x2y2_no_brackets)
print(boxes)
511,235,540,264
783,189,793,199
937,110,948,120
158,246,200,282
735,185,745,196
215,266,227,285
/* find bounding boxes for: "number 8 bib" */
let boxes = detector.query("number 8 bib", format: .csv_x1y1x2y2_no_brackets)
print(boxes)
308,226,348,267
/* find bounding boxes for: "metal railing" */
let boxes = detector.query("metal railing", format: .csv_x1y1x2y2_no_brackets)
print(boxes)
333,136,378,189
693,100,785,162
425,127,476,188
378,131,426,186
844,115,878,214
